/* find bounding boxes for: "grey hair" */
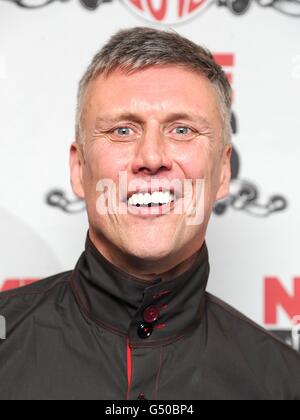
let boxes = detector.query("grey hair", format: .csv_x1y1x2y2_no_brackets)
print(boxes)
76,27,233,146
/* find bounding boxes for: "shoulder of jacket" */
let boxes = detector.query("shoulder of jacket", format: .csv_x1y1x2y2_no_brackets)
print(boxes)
205,291,300,358
0,270,72,304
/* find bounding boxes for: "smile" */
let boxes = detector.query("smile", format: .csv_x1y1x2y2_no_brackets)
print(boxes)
123,190,180,218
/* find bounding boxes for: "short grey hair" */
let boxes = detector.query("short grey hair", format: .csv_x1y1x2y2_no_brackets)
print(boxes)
76,27,233,146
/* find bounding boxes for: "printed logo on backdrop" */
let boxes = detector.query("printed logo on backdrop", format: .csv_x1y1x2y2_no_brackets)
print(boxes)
121,0,213,24
265,277,300,352
3,0,300,20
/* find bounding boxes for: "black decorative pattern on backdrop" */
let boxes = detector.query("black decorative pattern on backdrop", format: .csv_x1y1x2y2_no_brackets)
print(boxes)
2,0,300,17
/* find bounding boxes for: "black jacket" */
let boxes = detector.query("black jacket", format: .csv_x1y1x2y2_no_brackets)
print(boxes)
0,233,299,400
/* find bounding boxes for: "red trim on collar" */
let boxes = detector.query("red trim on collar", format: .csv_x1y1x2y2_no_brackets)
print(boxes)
126,341,133,399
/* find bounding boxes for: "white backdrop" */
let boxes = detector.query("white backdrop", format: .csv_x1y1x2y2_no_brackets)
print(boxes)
1,0,300,348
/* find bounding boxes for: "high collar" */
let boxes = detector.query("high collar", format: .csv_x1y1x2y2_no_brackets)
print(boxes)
71,232,210,348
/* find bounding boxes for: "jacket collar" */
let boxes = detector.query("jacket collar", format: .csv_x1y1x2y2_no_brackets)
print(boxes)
71,231,210,348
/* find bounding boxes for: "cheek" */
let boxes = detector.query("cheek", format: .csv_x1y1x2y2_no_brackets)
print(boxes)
83,144,125,185
177,145,221,209
175,144,212,180
206,153,224,200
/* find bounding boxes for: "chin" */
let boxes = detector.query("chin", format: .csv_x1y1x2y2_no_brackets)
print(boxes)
124,241,174,262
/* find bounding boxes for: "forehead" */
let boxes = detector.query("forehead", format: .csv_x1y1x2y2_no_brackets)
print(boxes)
83,65,220,120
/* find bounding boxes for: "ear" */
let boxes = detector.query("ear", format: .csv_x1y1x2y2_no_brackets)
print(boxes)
70,141,85,199
215,144,232,202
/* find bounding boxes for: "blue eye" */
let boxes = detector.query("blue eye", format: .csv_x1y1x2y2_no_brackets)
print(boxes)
167,126,199,142
106,126,139,143
115,127,132,136
175,127,190,135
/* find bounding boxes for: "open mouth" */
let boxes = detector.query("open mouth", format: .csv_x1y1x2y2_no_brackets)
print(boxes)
122,190,180,218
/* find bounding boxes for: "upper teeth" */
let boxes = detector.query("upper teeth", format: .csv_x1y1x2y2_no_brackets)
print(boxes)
128,191,175,206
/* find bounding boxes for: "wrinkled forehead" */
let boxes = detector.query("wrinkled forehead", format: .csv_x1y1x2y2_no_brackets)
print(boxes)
82,66,222,123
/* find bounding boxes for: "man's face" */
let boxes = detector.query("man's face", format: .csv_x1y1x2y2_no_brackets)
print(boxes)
70,66,232,265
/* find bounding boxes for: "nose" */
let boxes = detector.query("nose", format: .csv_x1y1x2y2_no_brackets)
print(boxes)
131,127,172,175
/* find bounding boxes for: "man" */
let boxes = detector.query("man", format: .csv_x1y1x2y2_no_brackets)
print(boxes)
0,27,299,400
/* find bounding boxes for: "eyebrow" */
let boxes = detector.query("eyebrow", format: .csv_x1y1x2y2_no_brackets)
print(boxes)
94,112,212,128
